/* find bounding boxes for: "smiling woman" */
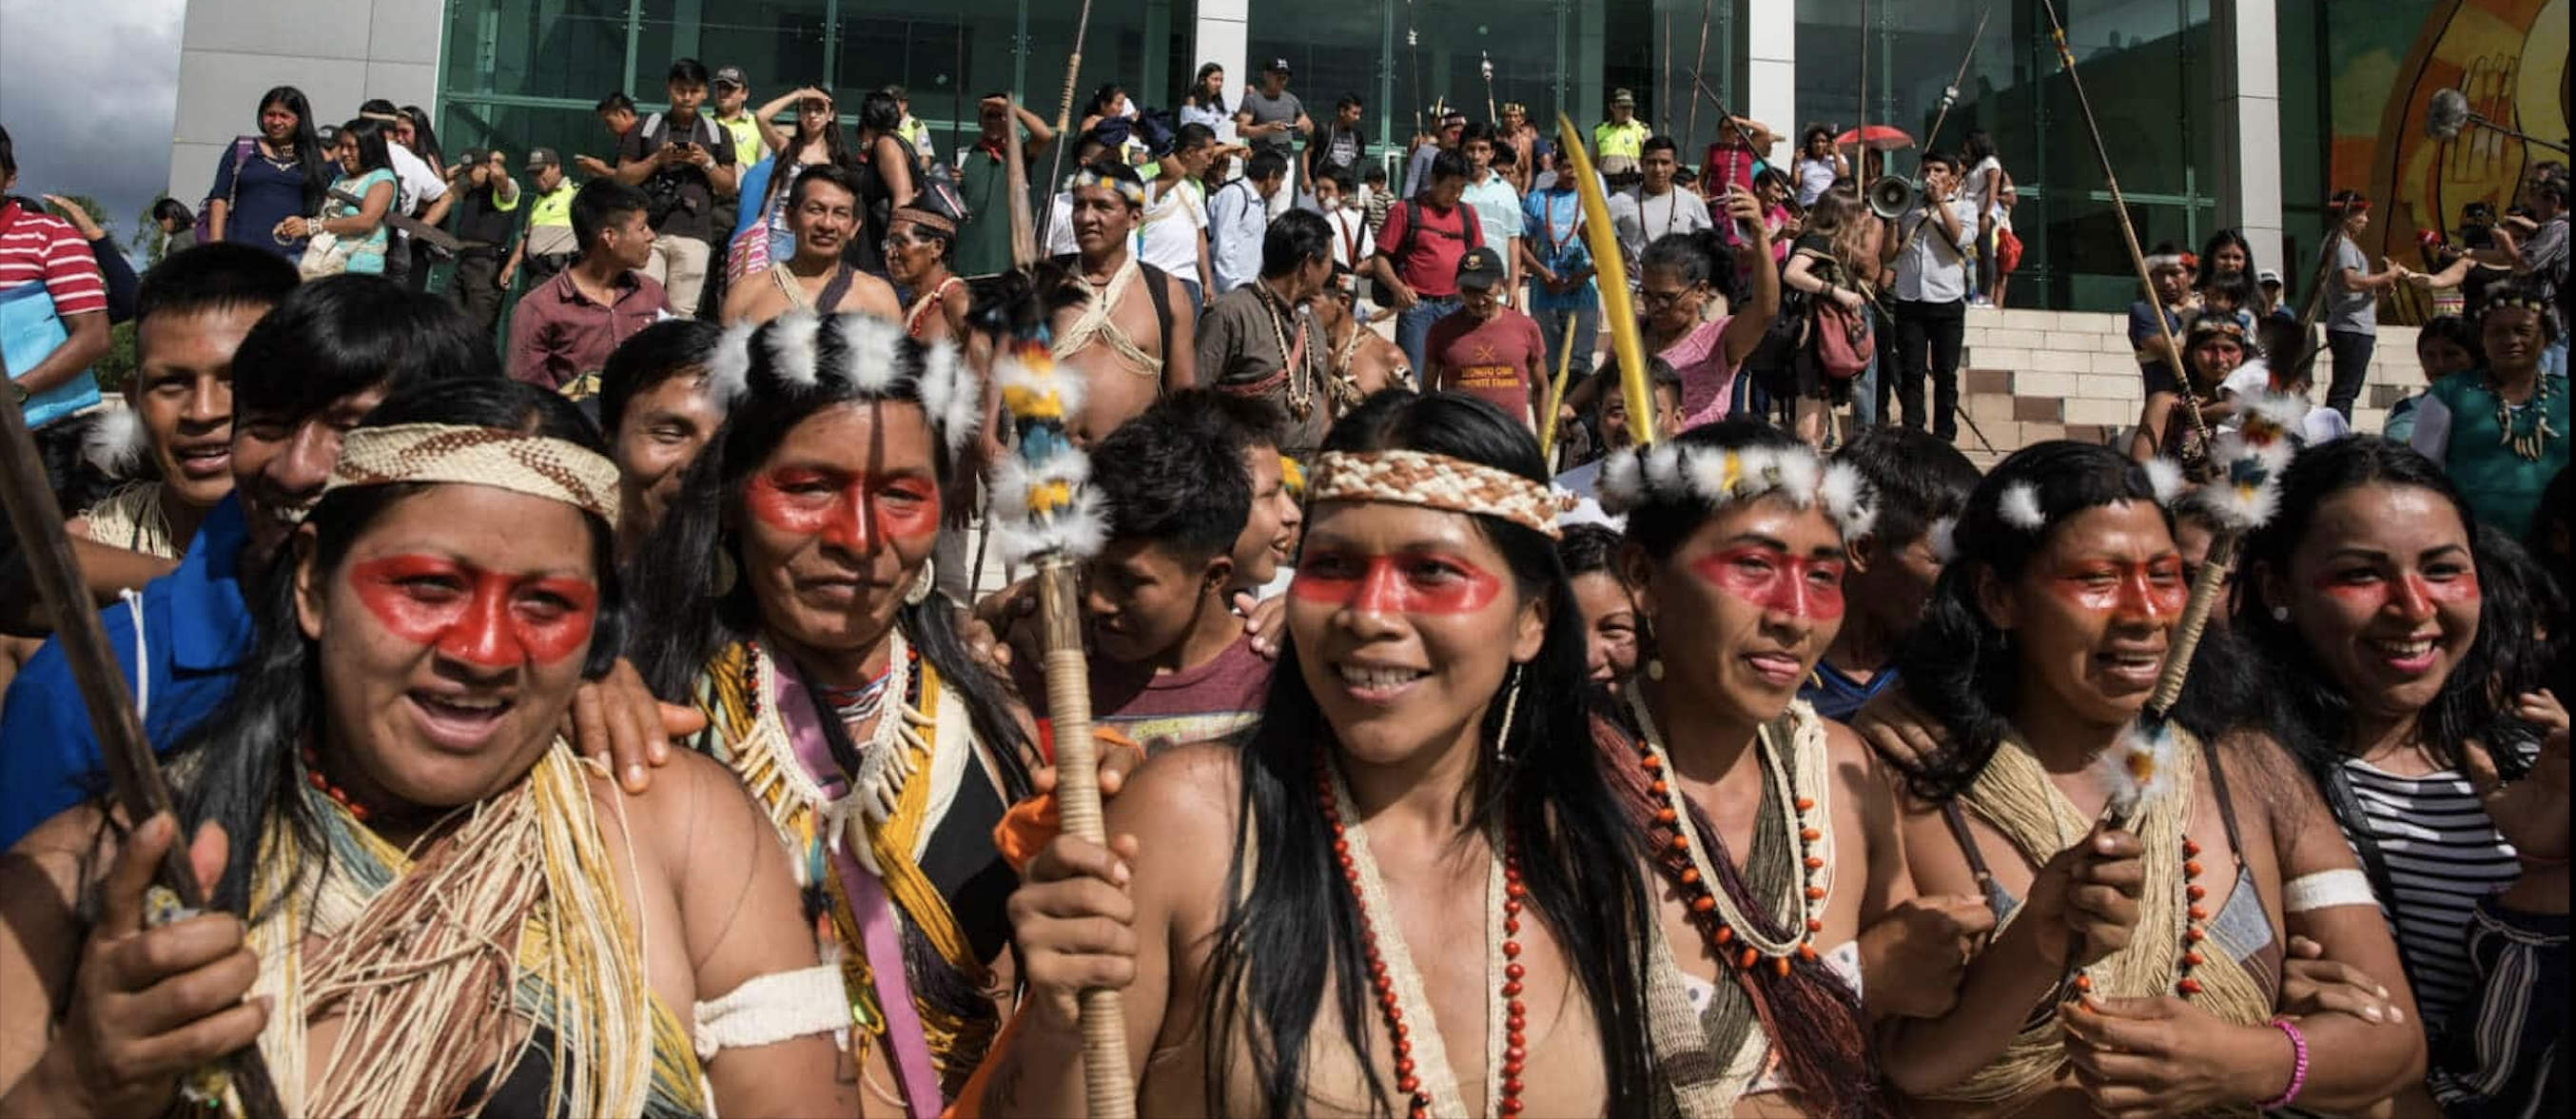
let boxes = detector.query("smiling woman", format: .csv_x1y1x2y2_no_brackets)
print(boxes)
0,377,854,1118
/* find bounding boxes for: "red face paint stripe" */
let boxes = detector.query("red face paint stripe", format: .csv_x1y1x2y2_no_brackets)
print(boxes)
2313,567,2481,614
1690,546,1847,621
746,469,944,552
348,555,599,667
1289,551,1504,615
2051,560,2187,619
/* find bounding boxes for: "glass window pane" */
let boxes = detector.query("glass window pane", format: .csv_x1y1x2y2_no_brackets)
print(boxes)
443,0,629,104
634,0,831,102
438,100,626,176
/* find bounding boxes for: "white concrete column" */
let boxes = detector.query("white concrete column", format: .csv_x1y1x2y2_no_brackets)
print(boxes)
1195,0,1247,128
2215,0,2285,274
1745,0,1794,164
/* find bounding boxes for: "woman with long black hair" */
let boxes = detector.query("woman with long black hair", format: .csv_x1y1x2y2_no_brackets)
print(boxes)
986,392,1666,1117
204,86,330,260
1877,441,2426,1118
0,378,852,1117
2234,436,2566,1115
849,90,919,278
623,310,1029,1118
736,85,853,278
277,118,398,275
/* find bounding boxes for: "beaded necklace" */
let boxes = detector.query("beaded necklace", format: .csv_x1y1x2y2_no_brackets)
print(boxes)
300,744,372,822
1625,689,1827,972
1316,754,1527,1119
1255,280,1319,420
2488,371,2560,461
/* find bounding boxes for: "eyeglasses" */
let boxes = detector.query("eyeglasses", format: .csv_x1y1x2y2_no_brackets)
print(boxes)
1637,287,1696,309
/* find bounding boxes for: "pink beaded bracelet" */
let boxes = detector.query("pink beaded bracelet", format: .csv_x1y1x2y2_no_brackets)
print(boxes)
2257,1017,2311,1109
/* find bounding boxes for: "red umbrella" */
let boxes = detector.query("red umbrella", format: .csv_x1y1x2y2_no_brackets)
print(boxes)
1835,125,1916,151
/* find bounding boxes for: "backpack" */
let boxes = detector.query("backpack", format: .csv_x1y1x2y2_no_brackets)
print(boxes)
1809,298,1874,381
635,112,726,226
1368,200,1481,307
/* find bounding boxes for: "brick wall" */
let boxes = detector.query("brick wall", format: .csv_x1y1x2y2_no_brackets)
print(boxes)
1950,307,2426,461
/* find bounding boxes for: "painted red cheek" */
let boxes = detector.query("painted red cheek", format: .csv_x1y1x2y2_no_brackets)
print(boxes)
348,557,598,667
1690,548,1846,621
1288,554,1504,615
2053,563,2184,619
746,472,943,551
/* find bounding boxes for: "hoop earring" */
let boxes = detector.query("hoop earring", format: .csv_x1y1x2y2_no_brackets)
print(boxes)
906,558,937,606
1494,664,1525,763
710,548,737,598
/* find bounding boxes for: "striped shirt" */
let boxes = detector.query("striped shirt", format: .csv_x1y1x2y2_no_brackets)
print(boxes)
2339,756,2522,1030
0,202,108,319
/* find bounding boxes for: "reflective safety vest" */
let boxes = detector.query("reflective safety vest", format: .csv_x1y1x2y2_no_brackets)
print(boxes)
1594,120,1649,161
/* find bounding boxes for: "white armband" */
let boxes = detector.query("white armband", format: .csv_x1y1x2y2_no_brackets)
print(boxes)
2284,869,2378,913
692,964,849,1061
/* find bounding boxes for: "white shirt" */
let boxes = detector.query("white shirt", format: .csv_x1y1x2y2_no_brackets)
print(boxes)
1962,156,2003,221
1208,179,1270,294
1178,101,1239,145
385,144,448,225
1136,178,1207,281
2221,365,2352,445
1610,186,1712,279
1893,198,1978,304
1552,460,1623,531
1323,206,1369,270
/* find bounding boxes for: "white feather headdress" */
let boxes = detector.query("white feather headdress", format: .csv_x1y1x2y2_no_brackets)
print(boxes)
1594,441,1876,540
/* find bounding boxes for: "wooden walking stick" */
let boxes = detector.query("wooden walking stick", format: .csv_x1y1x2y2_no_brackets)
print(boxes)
1686,0,1714,148
974,294,1133,1119
1034,0,1097,254
1538,310,1580,463
2032,0,2216,471
0,396,288,1118
1555,113,1656,449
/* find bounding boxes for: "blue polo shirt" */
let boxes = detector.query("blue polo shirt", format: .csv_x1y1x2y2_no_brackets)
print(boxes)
0,496,256,849
1799,658,1897,724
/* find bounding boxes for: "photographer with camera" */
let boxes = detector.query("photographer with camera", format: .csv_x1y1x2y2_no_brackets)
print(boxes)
612,57,739,319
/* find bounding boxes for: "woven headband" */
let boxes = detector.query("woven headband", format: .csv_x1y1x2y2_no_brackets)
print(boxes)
889,207,957,236
1073,167,1146,208
1308,450,1571,540
324,423,622,528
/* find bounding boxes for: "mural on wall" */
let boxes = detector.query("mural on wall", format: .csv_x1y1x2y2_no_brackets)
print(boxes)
2339,0,2566,321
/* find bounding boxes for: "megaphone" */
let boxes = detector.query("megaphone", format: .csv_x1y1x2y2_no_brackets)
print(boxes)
1868,175,1918,220
2423,88,2572,153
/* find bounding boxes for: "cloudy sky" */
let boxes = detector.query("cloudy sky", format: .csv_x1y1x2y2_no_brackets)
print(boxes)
1,0,186,247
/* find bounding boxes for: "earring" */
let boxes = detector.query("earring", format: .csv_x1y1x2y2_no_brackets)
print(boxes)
1639,615,1667,681
710,549,737,597
2271,605,2290,622
906,558,938,606
1493,665,1525,762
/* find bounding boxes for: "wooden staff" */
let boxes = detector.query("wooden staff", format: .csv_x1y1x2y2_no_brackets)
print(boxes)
0,398,287,1118
2032,0,2215,467
1034,0,1097,254
1538,311,1579,463
1554,113,1655,448
1685,0,1714,148
1005,97,1038,268
1481,52,1496,127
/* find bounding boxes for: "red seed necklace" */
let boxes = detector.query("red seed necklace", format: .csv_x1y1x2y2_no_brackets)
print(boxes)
1626,688,1828,972
300,745,372,822
1317,754,1527,1119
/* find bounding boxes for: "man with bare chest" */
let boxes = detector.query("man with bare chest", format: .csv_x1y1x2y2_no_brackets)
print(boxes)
1050,160,1196,443
718,164,899,326
1308,264,1413,418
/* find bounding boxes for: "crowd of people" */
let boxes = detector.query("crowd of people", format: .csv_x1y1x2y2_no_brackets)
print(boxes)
0,45,2566,1119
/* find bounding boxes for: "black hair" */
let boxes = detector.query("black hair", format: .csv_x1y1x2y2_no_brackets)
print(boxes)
2234,438,2540,781
146,377,622,919
571,178,651,251
1189,63,1229,112
596,319,721,437
133,243,301,326
336,118,395,175
2525,162,2567,206
788,162,860,212
1492,144,1517,168
2201,269,2255,309
0,123,13,178
1834,426,1981,550
596,91,636,115
1084,83,1128,120
1361,162,1388,185
667,58,711,88
229,275,497,425
1639,228,1723,289
1426,147,1470,187
1093,400,1254,566
1961,129,1997,164
358,98,400,118
257,86,333,214
1259,208,1330,279
1337,93,1363,111
1891,441,2253,799
858,89,903,135
2477,276,2562,344
2532,465,2570,579
152,198,197,230
1201,390,1658,1118
1642,134,1679,158
1172,122,1216,153
1244,148,1290,185
1801,123,1835,151
1460,121,1497,147
1160,388,1286,458
1557,522,1626,579
400,106,443,168
765,104,854,221
1921,150,1961,174
623,314,1031,795
2194,229,2254,289
2415,314,2486,367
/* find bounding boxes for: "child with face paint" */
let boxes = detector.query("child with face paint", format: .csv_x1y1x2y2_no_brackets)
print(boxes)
1880,441,2426,1118
0,379,854,1118
2233,437,2565,1115
1596,421,1946,1118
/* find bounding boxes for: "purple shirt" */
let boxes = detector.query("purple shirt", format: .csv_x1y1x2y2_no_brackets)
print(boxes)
505,269,669,389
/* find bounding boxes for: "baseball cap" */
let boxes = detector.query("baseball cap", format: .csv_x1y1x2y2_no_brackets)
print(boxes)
2255,267,2282,286
1455,246,1507,289
1611,88,1637,106
1266,58,1293,74
526,147,561,168
712,66,748,88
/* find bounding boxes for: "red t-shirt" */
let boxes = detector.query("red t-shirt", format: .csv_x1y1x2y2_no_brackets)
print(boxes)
0,201,108,318
1374,199,1484,298
1425,307,1547,426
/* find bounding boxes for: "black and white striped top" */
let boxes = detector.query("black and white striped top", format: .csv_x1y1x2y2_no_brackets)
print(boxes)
2337,756,2521,1030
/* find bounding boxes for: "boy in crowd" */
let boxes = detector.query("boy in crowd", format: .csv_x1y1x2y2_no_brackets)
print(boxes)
69,245,300,560
1013,393,1276,754
1800,426,1981,720
613,58,739,318
508,180,670,392
1424,246,1547,430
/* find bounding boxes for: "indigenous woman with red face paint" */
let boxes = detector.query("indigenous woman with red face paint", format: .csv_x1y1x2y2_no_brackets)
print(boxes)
0,378,853,1118
623,309,1029,1119
978,392,1669,1117
2233,437,2567,1116
1592,419,1961,1118
1876,441,2426,1118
